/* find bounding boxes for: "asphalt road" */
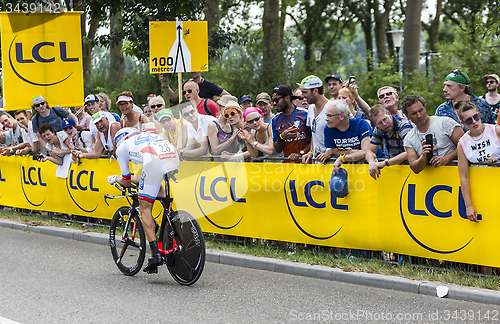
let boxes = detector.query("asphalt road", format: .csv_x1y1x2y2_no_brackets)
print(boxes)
1,226,499,324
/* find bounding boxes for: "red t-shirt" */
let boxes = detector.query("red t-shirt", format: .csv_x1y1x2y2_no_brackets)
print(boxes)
196,98,220,118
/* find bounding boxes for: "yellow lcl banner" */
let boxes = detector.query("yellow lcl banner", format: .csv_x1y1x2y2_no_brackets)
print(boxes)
149,21,208,74
0,156,498,268
0,12,84,110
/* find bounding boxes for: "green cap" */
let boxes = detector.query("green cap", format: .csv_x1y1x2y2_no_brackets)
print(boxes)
297,75,323,89
445,70,470,85
92,111,106,124
156,108,173,121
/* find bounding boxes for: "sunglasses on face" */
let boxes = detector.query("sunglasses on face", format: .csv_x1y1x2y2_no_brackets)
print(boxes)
150,104,163,109
453,69,468,83
182,109,196,117
34,102,45,108
182,89,193,95
463,112,481,125
246,116,261,124
64,126,74,131
486,80,497,85
272,96,283,103
160,117,172,123
378,92,393,100
224,108,238,119
300,97,307,100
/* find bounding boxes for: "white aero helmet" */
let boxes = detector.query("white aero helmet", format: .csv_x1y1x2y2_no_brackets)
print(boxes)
114,127,140,149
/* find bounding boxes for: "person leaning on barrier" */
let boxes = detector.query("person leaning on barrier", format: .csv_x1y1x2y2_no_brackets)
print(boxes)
271,85,311,161
318,99,382,172
72,111,121,159
456,100,500,222
402,94,464,174
14,110,39,154
0,112,30,156
180,100,216,157
62,118,94,153
117,91,150,130
238,107,275,158
36,123,72,165
365,105,413,179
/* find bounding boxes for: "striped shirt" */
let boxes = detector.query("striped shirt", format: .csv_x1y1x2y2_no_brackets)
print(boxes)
370,115,413,158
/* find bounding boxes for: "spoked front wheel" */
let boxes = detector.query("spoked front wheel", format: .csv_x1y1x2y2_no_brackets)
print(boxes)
163,210,205,285
109,206,147,276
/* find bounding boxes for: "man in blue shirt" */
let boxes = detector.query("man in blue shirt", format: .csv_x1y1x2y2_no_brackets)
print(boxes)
435,69,494,131
318,99,376,172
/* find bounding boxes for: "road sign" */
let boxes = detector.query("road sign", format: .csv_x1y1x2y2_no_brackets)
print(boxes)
0,12,84,110
149,21,208,74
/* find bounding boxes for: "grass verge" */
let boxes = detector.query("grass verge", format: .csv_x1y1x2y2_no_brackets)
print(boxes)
1,209,499,291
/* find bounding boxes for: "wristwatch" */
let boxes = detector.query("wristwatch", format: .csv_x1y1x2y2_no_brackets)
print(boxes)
384,158,390,167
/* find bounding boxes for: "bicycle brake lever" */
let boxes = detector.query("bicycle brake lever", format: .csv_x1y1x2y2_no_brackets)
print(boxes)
170,174,178,183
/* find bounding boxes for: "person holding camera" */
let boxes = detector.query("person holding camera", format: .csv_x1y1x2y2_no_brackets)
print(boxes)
401,94,464,174
35,123,73,165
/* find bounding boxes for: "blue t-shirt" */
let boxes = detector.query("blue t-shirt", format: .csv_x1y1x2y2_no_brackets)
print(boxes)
272,107,311,157
324,118,384,158
32,106,70,133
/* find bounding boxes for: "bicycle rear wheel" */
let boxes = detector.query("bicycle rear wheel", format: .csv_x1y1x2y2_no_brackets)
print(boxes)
163,210,205,285
110,206,146,276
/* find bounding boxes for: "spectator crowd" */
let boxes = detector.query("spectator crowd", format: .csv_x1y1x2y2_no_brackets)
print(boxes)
1,70,500,223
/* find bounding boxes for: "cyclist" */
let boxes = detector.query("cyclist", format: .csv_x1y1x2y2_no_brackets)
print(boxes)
108,126,180,273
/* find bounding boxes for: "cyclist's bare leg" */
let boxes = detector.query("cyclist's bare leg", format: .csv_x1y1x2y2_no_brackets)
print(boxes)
139,200,156,243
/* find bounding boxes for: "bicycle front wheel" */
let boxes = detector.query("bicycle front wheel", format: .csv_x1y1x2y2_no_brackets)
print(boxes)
110,206,146,276
163,210,205,285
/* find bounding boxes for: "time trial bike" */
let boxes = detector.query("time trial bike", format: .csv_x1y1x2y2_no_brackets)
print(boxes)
104,170,205,285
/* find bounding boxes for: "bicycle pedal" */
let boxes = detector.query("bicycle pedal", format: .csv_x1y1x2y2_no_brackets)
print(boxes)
144,266,158,274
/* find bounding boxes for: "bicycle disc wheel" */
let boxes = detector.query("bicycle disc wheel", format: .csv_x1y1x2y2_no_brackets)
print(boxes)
109,206,146,276
163,210,205,285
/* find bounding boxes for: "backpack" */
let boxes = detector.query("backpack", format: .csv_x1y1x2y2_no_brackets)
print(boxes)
203,99,215,117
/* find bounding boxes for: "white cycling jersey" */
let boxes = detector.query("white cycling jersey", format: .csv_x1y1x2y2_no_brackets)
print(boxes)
115,131,179,203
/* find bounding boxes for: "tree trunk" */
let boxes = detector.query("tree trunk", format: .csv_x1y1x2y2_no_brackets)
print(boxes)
109,11,125,83
372,0,394,65
204,0,221,37
261,0,284,90
402,0,423,74
82,15,99,84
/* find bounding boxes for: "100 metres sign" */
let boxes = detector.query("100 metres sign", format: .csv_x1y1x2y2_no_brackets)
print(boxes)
149,21,208,74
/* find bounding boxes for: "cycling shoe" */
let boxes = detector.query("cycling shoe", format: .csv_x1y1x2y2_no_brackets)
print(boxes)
143,254,163,273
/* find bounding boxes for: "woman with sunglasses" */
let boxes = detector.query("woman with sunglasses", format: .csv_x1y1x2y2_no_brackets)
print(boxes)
237,107,275,158
457,100,500,222
217,101,252,161
31,95,78,150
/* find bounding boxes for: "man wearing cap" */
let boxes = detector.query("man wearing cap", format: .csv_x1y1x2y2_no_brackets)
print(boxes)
157,108,188,149
377,86,404,117
482,74,500,121
255,92,274,123
73,111,121,158
402,94,464,174
183,81,220,117
325,75,343,100
365,105,413,179
85,94,120,123
297,75,332,164
435,69,494,130
239,95,253,110
271,85,311,160
318,100,380,169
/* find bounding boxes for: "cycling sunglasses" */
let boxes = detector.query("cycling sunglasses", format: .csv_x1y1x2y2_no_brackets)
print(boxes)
378,92,393,100
150,104,163,109
246,116,261,124
182,89,193,95
34,102,45,108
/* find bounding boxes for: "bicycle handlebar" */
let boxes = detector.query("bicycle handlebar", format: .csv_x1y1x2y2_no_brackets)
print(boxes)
104,183,137,206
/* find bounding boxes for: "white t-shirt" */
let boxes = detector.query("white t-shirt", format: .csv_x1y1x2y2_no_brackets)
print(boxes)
187,114,216,145
46,131,70,157
24,121,38,147
403,116,460,157
459,123,500,163
306,101,332,157
9,124,27,146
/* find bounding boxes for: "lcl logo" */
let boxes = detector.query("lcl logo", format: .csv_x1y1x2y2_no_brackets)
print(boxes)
8,36,79,86
20,166,46,206
66,170,99,213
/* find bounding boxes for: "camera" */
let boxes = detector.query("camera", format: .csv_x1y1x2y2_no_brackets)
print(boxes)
348,76,356,85
32,154,44,161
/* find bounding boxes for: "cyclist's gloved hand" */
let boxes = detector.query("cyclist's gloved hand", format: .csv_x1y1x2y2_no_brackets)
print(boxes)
107,175,118,185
